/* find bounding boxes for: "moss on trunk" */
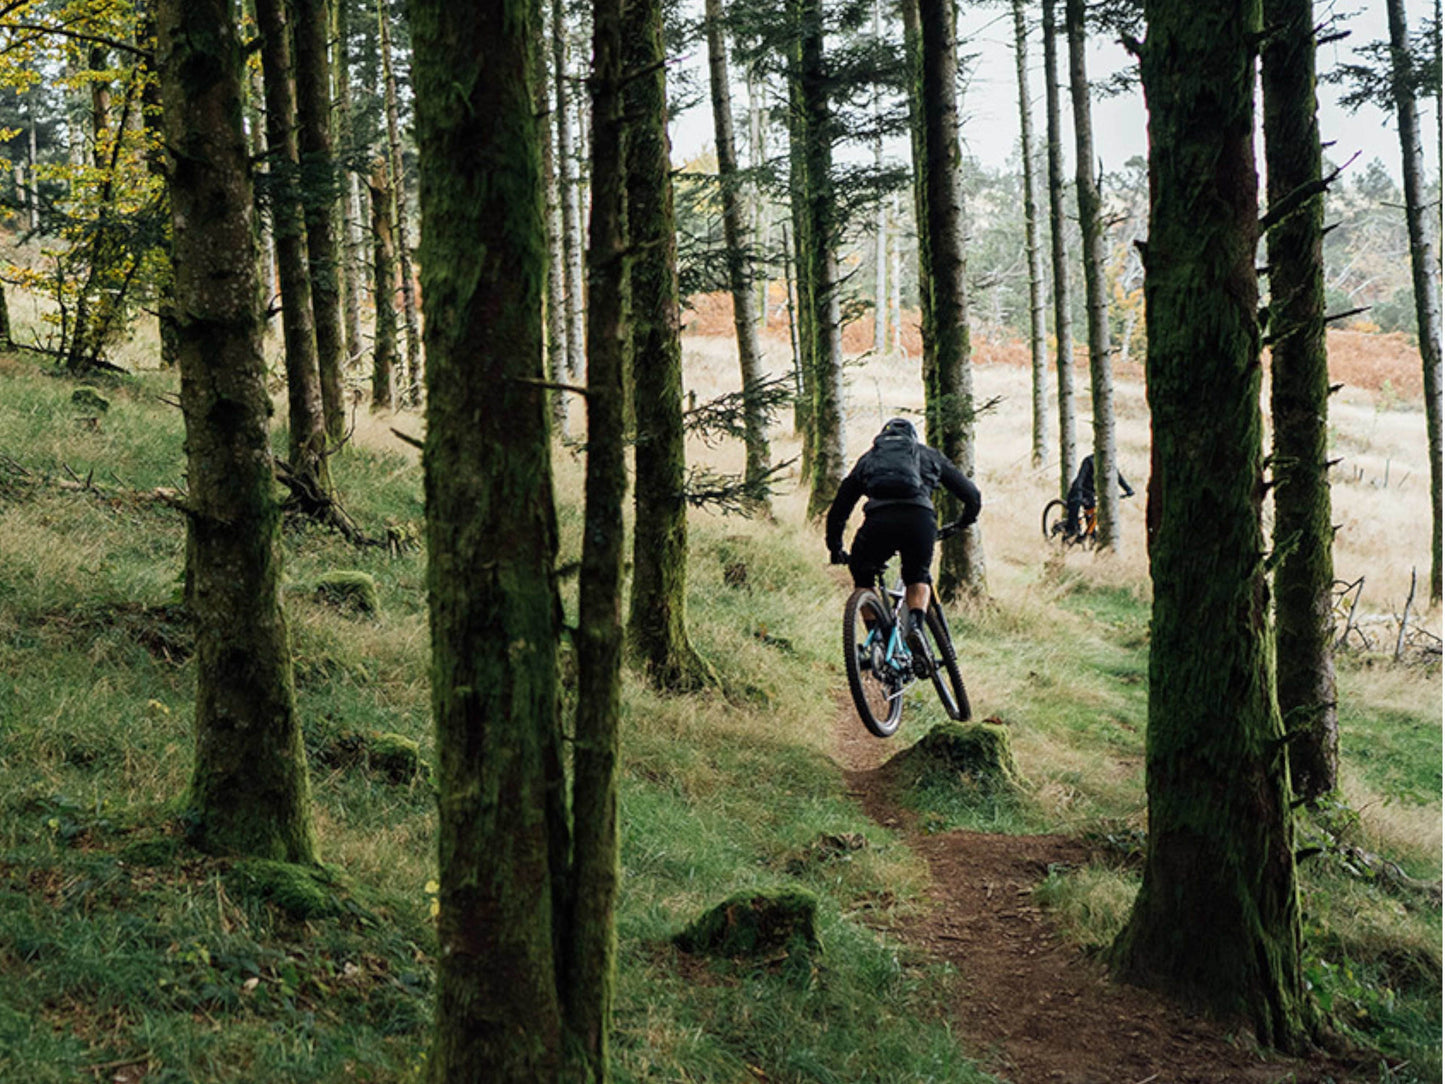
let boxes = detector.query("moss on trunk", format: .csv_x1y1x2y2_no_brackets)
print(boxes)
157,0,316,865
917,0,985,599
1261,0,1339,802
1112,0,1309,1050
255,0,329,492
409,0,568,1076
625,0,714,693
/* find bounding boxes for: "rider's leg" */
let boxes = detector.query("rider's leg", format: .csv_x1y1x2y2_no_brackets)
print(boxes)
905,582,930,614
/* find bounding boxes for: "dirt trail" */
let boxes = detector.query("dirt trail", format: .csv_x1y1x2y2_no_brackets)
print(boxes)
833,702,1371,1084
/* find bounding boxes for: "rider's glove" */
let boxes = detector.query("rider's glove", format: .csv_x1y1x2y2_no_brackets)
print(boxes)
829,548,849,566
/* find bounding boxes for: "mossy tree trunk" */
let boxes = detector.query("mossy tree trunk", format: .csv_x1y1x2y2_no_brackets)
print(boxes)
1013,0,1049,470
706,0,771,506
293,0,348,444
626,0,714,692
331,0,365,371
918,0,985,599
255,0,330,492
1261,0,1339,802
1111,0,1309,1050
409,0,572,1076
786,66,816,464
1386,0,1443,604
567,0,629,1064
796,0,846,519
367,162,397,410
137,6,178,370
901,0,934,421
379,0,421,404
553,0,586,385
1041,0,1076,501
1065,0,1118,551
157,0,316,864
537,0,570,436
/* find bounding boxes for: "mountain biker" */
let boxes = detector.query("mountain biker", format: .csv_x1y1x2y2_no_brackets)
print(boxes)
1065,453,1134,538
825,417,981,661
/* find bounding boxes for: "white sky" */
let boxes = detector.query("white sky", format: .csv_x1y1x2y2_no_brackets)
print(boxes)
669,0,1440,187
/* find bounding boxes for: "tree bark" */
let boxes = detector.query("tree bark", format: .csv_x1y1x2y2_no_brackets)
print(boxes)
872,0,889,359
1111,0,1309,1049
1065,0,1118,551
408,0,569,1076
332,0,366,370
367,161,398,410
797,0,846,518
705,0,771,505
918,0,985,598
255,0,330,491
294,0,348,443
539,0,570,436
1014,0,1049,469
1041,0,1076,501
1261,0,1339,801
553,0,586,383
786,51,815,462
1386,0,1443,604
157,0,316,863
627,0,715,691
902,0,932,414
379,0,421,403
246,60,276,314
568,0,629,1063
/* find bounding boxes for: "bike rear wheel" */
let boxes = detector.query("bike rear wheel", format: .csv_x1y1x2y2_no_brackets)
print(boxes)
1041,498,1068,543
844,588,904,737
925,603,970,721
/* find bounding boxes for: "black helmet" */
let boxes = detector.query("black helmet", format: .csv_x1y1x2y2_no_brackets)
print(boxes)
880,417,917,441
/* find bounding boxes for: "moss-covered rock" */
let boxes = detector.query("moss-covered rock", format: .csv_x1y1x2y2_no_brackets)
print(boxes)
368,732,428,784
311,571,380,617
225,859,345,920
71,386,109,413
888,721,1022,794
675,888,820,960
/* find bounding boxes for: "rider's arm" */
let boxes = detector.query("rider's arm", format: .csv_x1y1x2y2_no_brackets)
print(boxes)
936,456,981,528
824,469,865,555
1118,469,1135,498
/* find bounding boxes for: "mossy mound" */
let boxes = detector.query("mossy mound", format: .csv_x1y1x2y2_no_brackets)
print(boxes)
71,386,109,413
313,730,429,785
674,888,820,960
887,721,1022,794
368,733,428,784
224,859,345,920
310,571,380,617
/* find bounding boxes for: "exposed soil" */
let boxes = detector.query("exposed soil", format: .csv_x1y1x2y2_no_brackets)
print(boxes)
833,703,1376,1084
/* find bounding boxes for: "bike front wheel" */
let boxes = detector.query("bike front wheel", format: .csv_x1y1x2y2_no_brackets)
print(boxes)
925,603,970,722
1041,498,1068,543
843,588,904,738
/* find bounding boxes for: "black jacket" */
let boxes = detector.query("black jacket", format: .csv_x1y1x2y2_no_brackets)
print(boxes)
824,444,981,554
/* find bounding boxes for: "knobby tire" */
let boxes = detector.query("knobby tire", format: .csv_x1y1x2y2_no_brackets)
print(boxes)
925,602,970,721
843,587,903,738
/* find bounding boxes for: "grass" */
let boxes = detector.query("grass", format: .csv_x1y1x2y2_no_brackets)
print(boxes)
0,342,1439,1082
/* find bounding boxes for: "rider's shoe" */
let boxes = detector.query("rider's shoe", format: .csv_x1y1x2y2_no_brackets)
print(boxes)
905,610,932,677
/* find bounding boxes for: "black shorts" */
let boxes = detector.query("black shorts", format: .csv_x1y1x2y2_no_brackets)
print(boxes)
847,503,937,588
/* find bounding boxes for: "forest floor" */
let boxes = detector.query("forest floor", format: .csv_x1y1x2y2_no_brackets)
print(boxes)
833,702,1383,1084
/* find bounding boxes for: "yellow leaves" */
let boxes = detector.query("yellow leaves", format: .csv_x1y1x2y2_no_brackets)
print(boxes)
425,878,440,918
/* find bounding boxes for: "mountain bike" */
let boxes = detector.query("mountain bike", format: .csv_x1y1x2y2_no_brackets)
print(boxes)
842,520,971,738
1041,498,1097,548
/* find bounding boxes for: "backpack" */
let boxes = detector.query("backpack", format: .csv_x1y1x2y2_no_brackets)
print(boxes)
863,422,925,499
